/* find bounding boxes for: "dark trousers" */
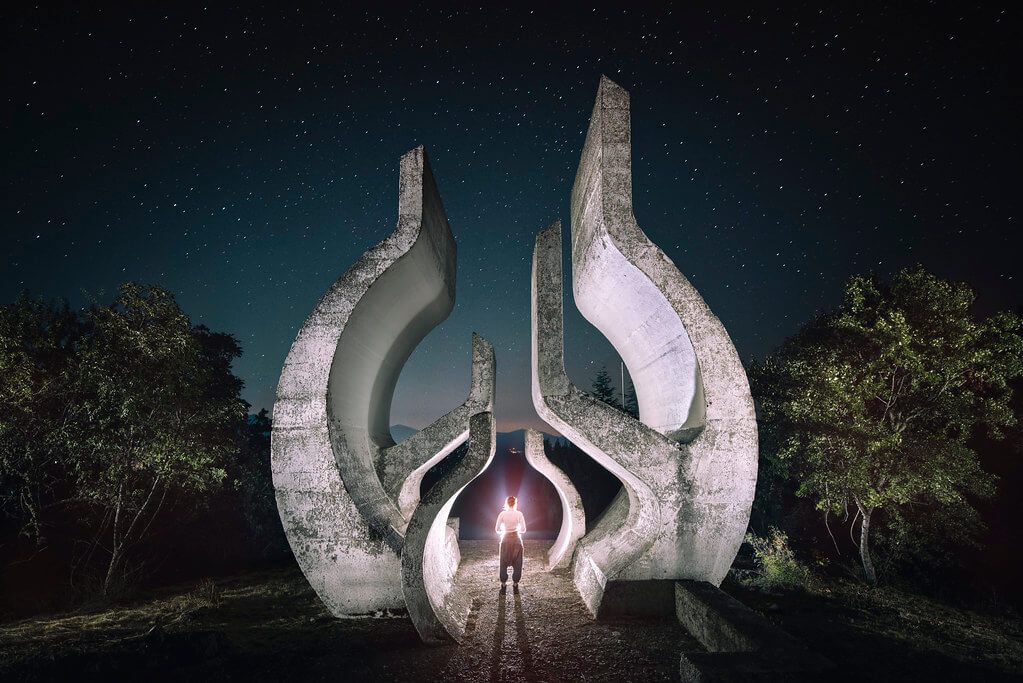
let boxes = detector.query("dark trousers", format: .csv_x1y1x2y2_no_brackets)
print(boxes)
499,532,523,583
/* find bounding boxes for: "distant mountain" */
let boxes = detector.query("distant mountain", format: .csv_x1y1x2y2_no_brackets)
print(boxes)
389,426,563,451
389,424,420,444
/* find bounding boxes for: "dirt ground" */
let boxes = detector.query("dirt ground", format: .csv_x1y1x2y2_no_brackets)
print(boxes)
1,539,1021,682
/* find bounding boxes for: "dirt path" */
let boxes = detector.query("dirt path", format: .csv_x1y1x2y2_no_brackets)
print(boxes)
434,539,695,682
0,539,694,682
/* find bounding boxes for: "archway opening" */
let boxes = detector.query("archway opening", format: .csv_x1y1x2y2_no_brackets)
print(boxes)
454,430,561,540
418,430,561,540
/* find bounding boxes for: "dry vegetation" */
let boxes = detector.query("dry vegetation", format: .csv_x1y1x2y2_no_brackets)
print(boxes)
1,561,1022,682
723,576,1023,681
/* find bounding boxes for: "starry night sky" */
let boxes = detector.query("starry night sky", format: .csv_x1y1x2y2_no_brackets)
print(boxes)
3,4,1019,432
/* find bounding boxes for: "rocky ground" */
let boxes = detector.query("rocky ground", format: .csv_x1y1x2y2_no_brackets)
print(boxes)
1,540,1021,681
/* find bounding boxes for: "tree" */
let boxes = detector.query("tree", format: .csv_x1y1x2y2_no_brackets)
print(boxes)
750,266,1023,584
545,436,621,526
589,367,620,408
624,380,639,418
230,409,289,559
57,284,247,594
0,295,80,545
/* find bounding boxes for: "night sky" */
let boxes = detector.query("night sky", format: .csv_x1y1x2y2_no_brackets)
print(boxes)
3,4,1019,433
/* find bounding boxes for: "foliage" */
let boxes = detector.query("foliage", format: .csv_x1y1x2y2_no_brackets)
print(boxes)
60,284,248,593
228,409,289,560
624,380,639,418
0,285,249,598
750,266,1023,584
589,366,620,408
0,295,81,545
743,528,818,591
187,577,223,610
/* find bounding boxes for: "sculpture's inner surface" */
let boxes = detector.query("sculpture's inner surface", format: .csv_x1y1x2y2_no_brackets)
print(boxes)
570,80,706,440
402,412,497,644
329,178,456,456
573,243,706,438
273,146,496,628
531,76,758,617
523,429,585,570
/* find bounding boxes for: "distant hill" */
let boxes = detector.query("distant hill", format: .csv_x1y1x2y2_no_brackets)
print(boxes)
390,425,564,449
389,424,419,444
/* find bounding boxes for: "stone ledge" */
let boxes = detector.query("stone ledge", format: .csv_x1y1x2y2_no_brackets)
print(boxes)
679,650,834,682
675,580,833,680
597,580,676,617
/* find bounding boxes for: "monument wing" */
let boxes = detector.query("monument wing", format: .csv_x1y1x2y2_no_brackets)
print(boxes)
271,146,493,617
531,77,758,616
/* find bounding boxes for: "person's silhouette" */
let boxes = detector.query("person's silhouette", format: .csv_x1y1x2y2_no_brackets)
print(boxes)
495,495,526,593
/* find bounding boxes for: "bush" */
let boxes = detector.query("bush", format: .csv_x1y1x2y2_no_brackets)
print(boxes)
744,528,818,591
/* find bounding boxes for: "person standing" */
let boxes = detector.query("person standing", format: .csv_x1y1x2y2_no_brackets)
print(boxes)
495,495,526,593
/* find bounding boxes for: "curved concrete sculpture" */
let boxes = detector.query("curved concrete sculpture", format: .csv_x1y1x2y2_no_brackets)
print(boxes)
402,412,497,644
531,76,758,616
272,145,495,616
523,429,585,569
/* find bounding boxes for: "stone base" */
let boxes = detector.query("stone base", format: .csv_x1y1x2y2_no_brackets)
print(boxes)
679,650,832,682
590,578,833,679
674,580,832,680
675,580,805,652
597,580,676,618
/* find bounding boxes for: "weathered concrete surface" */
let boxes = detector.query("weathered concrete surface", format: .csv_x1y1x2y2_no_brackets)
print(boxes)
675,581,833,681
382,333,494,522
678,651,832,682
402,412,497,644
272,146,492,616
532,221,662,616
531,76,758,615
523,429,585,569
598,580,676,618
675,581,806,653
444,518,461,577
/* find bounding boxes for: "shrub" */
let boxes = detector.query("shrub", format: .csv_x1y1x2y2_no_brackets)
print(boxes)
744,528,818,591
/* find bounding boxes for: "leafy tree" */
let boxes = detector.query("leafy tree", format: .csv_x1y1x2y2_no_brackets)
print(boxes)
57,284,247,594
589,367,620,408
545,436,621,526
750,267,1023,584
0,295,80,545
230,409,289,559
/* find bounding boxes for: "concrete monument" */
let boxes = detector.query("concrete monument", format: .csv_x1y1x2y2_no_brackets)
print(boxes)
272,146,495,616
523,429,585,569
531,77,758,616
402,412,497,644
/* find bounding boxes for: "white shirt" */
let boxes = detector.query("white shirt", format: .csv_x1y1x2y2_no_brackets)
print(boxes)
495,509,526,535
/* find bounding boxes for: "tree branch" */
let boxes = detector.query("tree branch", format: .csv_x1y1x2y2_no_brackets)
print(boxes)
849,505,861,549
824,509,842,556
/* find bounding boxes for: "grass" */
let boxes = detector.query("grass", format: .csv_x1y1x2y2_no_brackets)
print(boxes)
722,573,1023,681
2,563,1022,681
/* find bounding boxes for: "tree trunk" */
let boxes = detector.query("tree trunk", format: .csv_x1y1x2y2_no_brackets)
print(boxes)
857,501,877,585
103,486,124,596
102,546,121,596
